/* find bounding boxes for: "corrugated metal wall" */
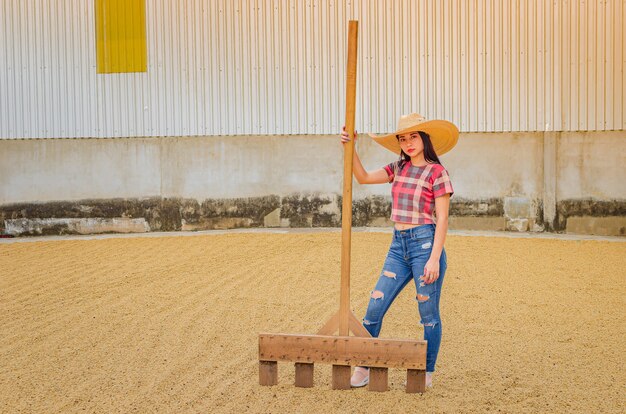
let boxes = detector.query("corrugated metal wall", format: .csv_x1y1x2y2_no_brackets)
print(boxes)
1,0,624,139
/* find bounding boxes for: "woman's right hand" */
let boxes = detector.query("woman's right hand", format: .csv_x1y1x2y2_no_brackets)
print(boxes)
339,125,388,185
340,126,357,144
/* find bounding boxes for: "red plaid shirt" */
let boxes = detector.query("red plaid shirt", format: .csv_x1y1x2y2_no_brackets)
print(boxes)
383,161,454,224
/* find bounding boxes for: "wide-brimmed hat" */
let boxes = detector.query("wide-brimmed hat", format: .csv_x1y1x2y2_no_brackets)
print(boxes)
368,113,459,155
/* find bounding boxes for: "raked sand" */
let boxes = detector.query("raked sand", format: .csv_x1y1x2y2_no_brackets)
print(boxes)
1,232,625,413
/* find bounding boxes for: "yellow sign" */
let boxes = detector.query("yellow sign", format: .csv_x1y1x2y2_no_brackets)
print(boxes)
95,0,147,73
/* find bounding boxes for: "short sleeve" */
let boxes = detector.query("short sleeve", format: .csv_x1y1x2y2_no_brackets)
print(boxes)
383,161,400,183
432,166,454,198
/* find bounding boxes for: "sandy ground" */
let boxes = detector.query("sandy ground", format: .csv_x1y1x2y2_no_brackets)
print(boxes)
1,231,625,413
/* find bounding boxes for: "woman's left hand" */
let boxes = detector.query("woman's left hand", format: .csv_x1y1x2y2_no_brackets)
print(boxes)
422,258,440,284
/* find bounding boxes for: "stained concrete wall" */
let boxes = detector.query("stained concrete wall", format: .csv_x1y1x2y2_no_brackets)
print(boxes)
1,132,624,236
557,132,625,200
1,138,162,202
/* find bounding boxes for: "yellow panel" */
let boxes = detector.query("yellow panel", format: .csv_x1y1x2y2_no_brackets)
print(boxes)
96,0,147,74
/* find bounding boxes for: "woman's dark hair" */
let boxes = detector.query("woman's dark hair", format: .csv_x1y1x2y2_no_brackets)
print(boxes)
397,130,442,167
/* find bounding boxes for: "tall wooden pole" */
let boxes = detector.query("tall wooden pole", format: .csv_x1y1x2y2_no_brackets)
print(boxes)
339,21,358,337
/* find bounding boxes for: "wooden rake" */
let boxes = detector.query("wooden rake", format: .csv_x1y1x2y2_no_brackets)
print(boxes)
258,21,427,393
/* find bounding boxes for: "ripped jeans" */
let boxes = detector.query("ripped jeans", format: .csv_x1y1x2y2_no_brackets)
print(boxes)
362,224,446,372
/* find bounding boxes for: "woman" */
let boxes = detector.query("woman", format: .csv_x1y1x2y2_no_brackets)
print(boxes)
340,113,459,389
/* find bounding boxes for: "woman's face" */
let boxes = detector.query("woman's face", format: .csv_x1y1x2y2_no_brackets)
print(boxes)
397,132,424,157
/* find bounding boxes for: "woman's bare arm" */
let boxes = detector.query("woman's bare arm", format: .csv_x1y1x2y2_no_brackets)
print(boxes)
422,194,450,284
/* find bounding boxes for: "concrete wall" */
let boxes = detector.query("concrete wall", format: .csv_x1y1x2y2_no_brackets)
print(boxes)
557,132,625,200
1,132,624,236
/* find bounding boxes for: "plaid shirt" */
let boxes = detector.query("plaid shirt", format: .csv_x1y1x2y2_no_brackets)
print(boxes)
383,161,454,224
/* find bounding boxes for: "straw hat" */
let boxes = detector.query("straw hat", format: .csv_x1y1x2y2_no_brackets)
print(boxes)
368,113,459,155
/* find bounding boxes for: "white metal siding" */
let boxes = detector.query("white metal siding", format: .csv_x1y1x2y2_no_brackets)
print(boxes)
1,0,624,138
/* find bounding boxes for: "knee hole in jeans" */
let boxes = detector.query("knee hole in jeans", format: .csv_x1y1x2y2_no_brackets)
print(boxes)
371,290,384,300
416,293,430,303
382,270,396,279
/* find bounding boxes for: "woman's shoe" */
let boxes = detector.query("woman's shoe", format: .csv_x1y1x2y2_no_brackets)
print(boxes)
350,367,369,387
426,372,433,388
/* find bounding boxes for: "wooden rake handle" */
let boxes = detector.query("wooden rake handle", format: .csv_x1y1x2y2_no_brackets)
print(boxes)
339,20,358,336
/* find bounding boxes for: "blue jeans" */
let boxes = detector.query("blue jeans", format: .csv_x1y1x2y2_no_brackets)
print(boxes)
362,224,446,372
